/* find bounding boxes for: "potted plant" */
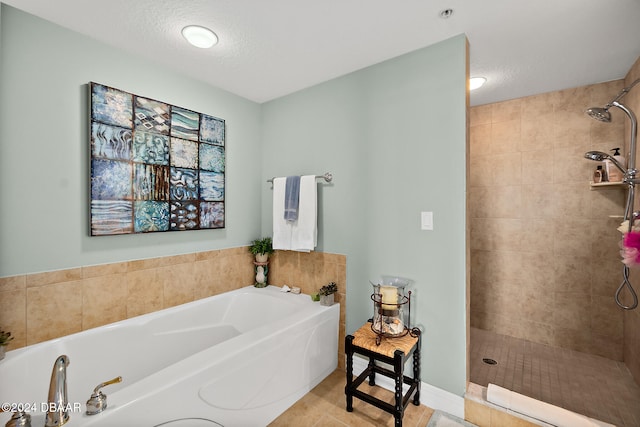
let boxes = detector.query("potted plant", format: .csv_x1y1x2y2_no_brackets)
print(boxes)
0,329,14,360
318,282,338,306
248,237,274,263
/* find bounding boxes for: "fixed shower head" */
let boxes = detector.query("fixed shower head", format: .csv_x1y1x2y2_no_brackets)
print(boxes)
587,79,640,123
586,107,612,122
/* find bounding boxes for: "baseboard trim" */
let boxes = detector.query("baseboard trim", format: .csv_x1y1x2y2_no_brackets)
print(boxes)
351,356,464,418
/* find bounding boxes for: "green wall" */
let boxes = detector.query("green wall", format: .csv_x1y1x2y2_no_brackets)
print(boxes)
261,35,468,395
0,5,263,275
1,4,468,397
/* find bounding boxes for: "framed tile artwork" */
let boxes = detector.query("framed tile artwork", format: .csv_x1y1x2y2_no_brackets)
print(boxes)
90,82,225,235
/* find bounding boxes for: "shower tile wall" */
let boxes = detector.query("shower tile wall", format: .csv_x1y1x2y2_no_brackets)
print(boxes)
626,56,640,384
470,80,628,361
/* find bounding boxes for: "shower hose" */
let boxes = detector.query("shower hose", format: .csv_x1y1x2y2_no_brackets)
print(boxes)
618,265,639,310
619,186,639,310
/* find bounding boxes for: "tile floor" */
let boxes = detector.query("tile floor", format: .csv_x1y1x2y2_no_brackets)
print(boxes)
470,327,640,427
269,370,435,427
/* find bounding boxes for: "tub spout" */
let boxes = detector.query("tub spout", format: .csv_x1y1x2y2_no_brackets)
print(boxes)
45,355,70,427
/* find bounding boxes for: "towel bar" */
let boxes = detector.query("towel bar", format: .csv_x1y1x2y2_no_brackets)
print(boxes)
266,173,333,184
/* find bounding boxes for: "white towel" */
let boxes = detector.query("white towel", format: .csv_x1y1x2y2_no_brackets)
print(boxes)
291,175,317,252
272,175,317,252
272,177,292,250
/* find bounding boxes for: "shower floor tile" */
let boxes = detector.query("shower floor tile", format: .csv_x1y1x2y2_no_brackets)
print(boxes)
470,327,640,427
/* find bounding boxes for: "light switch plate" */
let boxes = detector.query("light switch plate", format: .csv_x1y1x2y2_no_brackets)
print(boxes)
421,211,433,230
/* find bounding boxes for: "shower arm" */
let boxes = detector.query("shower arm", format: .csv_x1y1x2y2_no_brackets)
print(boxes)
606,78,640,110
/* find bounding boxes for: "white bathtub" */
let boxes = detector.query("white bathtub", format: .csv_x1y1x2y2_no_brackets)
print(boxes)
0,285,339,427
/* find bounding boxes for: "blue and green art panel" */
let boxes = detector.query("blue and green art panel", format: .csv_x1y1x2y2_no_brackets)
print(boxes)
90,82,225,235
199,144,225,172
200,202,225,228
200,115,225,146
170,201,199,231
134,201,170,232
91,123,132,161
171,106,200,141
200,171,224,201
134,97,170,135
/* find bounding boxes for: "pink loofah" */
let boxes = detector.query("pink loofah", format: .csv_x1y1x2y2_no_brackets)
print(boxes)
623,231,640,266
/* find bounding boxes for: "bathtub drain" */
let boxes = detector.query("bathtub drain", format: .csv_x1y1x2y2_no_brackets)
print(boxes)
482,358,497,365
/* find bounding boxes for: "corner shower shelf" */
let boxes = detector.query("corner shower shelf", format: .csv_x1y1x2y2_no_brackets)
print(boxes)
589,181,626,190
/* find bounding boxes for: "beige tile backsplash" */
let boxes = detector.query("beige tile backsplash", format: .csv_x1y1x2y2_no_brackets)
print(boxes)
0,247,347,368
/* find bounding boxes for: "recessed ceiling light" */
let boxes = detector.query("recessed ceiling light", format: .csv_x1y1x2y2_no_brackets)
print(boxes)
182,25,218,49
470,77,487,91
439,9,454,19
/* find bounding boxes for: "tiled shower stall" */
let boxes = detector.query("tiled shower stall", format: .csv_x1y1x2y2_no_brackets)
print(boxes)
469,56,640,425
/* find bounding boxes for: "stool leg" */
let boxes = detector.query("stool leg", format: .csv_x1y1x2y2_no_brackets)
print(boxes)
368,356,376,386
412,342,421,405
345,335,354,412
393,349,405,427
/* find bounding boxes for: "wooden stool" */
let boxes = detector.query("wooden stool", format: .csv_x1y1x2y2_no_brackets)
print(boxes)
345,322,421,427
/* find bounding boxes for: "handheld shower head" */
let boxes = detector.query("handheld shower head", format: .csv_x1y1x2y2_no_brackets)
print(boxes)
586,107,612,122
584,151,608,161
584,151,627,174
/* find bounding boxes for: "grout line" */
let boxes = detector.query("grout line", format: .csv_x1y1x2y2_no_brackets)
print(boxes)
313,414,350,427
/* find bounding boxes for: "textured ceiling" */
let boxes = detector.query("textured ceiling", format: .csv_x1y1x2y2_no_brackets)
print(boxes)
3,0,640,106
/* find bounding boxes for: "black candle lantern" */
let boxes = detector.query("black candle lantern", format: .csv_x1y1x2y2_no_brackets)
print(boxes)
370,276,415,345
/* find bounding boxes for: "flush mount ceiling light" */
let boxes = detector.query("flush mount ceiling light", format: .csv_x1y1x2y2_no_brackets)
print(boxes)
182,25,218,48
470,77,487,91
